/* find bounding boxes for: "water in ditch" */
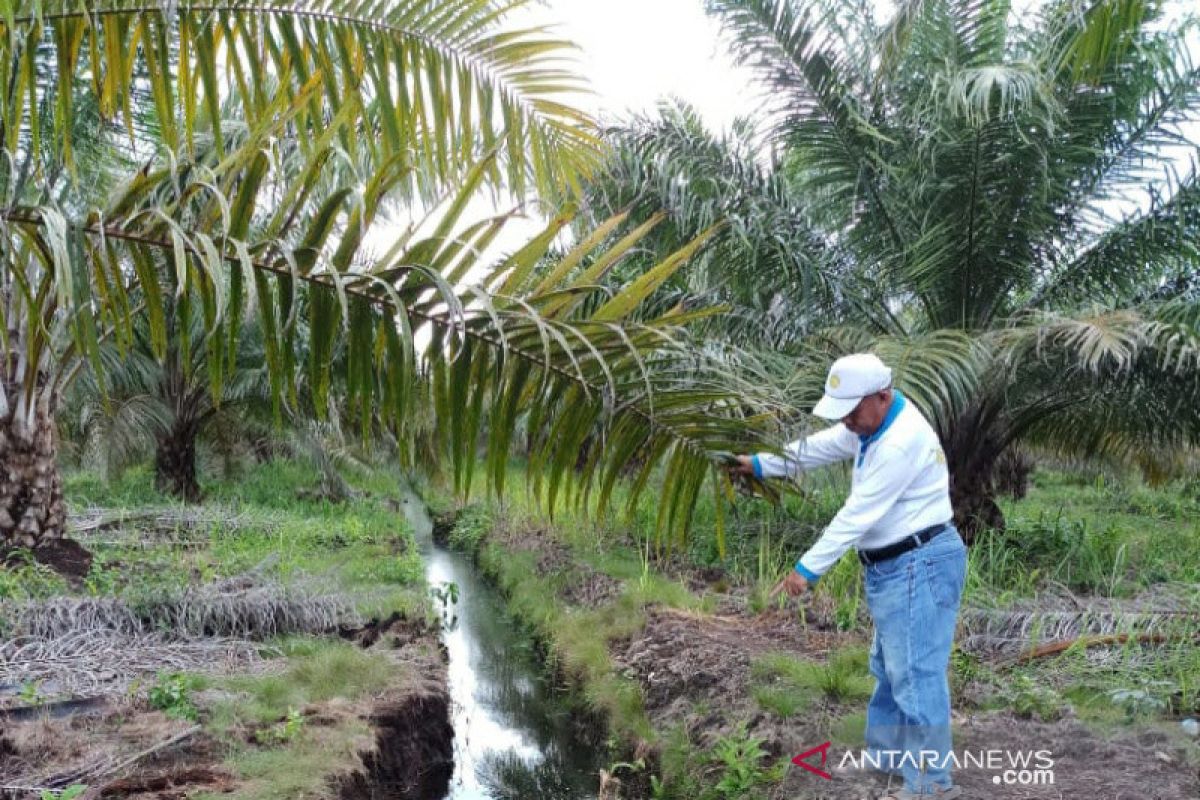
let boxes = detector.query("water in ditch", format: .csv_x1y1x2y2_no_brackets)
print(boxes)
398,488,604,800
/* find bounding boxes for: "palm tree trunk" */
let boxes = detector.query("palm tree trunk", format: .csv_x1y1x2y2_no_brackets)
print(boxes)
948,461,1006,543
944,402,1009,544
154,422,201,502
0,391,67,548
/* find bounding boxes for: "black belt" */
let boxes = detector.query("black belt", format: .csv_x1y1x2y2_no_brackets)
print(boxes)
857,522,950,566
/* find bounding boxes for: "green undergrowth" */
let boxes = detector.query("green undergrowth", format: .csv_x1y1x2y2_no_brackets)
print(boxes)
445,460,1199,620
203,637,399,730
36,460,427,618
432,458,1200,794
750,646,873,719
17,460,435,800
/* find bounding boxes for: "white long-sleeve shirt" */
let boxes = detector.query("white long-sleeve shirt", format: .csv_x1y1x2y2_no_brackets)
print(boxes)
751,392,953,579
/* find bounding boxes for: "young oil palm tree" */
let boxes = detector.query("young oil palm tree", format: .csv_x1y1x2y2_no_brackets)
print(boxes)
72,295,271,501
0,2,781,552
685,0,1200,537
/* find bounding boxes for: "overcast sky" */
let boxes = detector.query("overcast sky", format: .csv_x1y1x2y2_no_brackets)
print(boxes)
517,0,762,133
375,0,1197,260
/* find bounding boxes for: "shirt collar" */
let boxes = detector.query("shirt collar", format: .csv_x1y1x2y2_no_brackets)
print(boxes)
857,390,905,464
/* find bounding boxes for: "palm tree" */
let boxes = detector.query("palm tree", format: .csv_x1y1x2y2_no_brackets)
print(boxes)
72,294,271,501
0,1,780,551
663,0,1200,537
572,99,848,334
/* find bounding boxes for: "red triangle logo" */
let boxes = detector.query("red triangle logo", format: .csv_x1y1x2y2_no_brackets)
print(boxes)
792,740,833,780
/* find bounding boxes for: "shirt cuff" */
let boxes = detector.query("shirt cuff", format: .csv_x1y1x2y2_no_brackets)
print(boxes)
751,454,763,480
795,560,820,583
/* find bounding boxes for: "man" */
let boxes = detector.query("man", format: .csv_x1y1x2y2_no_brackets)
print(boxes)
731,353,966,799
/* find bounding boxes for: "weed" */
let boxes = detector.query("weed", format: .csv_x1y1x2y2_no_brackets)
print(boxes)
1001,675,1067,722
710,725,780,798
83,551,120,596
751,646,872,709
0,550,69,600
41,786,88,800
750,684,807,719
18,679,45,707
148,672,200,721
213,640,396,728
949,647,988,705
254,707,306,745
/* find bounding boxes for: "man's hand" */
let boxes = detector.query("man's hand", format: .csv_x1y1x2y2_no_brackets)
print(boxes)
728,454,755,477
770,570,809,598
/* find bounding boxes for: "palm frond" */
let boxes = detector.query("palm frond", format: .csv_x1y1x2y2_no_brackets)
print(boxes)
6,137,780,541
0,0,600,201
705,0,902,247
992,303,1200,476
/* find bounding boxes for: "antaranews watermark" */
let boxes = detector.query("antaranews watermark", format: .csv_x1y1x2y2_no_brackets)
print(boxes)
793,743,1055,786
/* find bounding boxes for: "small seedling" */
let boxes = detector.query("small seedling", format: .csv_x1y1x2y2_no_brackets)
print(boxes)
255,706,306,745
18,679,45,707
148,672,199,721
711,725,780,798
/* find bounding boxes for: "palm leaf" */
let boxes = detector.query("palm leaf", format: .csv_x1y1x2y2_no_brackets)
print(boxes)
0,0,601,201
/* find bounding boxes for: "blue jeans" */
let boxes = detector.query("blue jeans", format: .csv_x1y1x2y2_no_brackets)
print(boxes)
862,526,966,795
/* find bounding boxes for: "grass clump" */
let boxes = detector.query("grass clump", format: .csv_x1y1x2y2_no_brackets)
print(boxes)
750,646,873,716
148,671,201,721
210,638,397,729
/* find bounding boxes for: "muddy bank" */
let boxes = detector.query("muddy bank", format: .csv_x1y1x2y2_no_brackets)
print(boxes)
333,614,453,800
333,691,454,800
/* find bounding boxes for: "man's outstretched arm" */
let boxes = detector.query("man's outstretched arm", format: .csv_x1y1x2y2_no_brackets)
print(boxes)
732,424,858,480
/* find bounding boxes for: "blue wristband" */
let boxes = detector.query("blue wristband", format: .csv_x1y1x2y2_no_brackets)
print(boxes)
751,455,763,479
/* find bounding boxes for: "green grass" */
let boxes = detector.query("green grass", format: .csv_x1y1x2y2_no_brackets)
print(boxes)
194,716,374,800
54,460,426,617
207,638,399,729
45,460,431,800
0,550,69,602
189,637,411,800
988,470,1200,595
750,646,873,716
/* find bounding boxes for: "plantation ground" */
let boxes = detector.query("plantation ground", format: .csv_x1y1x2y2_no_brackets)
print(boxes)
2,458,1198,799
0,463,451,799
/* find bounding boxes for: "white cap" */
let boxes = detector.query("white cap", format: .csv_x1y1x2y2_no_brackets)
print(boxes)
812,353,893,419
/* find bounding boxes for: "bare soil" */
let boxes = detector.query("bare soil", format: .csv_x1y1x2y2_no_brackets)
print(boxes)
2,537,93,582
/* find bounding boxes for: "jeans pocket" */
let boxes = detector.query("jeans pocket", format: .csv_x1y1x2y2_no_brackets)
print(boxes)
925,552,965,610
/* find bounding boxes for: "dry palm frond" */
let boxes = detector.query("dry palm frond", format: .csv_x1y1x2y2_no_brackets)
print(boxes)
35,725,202,791
3,721,204,791
67,506,264,538
959,584,1200,656
3,576,360,642
0,631,273,699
